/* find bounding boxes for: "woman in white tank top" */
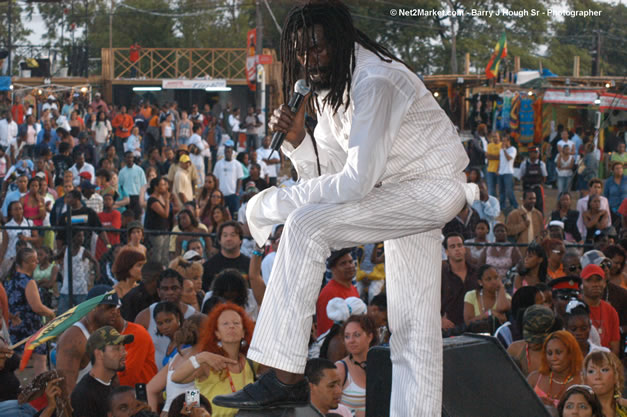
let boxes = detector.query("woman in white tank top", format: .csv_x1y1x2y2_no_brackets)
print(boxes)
335,315,378,417
147,314,203,416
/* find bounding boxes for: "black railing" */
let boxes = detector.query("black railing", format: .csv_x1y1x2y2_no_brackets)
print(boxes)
0,207,216,310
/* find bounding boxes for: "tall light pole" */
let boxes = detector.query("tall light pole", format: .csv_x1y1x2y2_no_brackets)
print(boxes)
7,0,12,75
255,0,263,110
109,0,114,52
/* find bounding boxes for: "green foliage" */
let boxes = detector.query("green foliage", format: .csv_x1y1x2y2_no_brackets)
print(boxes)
545,0,626,75
0,1,33,47
31,0,625,76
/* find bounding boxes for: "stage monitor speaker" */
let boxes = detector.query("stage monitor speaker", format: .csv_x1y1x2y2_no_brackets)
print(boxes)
366,334,551,417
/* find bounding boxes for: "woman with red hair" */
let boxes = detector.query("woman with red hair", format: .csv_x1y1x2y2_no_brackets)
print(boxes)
527,330,584,408
112,246,147,298
171,302,257,416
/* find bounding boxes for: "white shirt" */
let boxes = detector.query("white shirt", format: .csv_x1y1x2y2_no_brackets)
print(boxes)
228,114,241,133
498,146,516,175
261,251,276,285
7,121,18,142
124,134,141,157
555,154,574,177
213,159,244,195
0,119,8,147
92,120,112,144
557,139,574,154
576,194,612,240
256,146,279,178
70,163,96,186
42,102,58,112
245,44,473,245
478,136,488,164
57,115,70,132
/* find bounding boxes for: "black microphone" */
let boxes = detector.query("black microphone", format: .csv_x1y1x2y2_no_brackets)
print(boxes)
270,79,311,157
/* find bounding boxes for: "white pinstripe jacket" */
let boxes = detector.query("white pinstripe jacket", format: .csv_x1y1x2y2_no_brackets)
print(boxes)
247,44,476,245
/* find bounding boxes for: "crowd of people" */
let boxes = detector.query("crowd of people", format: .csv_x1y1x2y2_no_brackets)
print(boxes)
0,88,624,417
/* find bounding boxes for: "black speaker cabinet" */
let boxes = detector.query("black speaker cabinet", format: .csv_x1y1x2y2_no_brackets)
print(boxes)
366,334,551,417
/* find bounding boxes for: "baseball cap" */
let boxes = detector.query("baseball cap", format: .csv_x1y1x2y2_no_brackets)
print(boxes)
179,154,191,163
224,139,235,148
86,285,121,306
183,250,202,262
528,146,539,152
581,264,605,280
35,172,46,179
86,326,134,357
522,305,555,345
580,250,608,268
47,95,55,101
78,172,93,182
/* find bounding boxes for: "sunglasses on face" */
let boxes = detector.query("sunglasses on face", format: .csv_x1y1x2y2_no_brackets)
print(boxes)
555,293,579,301
568,264,582,272
600,260,612,268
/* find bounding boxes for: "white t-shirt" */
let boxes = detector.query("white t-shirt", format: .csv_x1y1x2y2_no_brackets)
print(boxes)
213,159,244,195
228,114,241,133
261,251,276,285
557,139,574,154
0,120,8,147
555,154,574,177
498,146,516,175
256,146,279,178
237,202,247,225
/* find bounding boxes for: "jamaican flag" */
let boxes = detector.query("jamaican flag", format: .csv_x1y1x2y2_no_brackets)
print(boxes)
13,291,115,370
486,33,507,79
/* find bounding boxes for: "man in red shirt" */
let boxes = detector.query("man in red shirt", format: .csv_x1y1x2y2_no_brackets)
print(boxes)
581,264,620,355
111,105,133,158
11,97,25,125
96,193,121,260
112,306,157,386
316,249,359,336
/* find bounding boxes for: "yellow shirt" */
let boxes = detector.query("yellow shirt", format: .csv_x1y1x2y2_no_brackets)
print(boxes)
195,360,257,417
487,143,500,173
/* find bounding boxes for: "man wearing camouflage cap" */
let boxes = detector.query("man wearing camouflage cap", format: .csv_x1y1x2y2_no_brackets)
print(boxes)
71,326,134,417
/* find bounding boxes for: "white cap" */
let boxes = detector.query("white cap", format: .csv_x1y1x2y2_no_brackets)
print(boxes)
548,220,565,229
326,297,367,324
183,250,202,261
47,95,55,100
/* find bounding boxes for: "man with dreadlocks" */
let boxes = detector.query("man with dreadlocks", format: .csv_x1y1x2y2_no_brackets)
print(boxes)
214,1,478,415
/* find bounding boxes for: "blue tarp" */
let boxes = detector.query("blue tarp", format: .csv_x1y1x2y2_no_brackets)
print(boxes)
0,77,11,91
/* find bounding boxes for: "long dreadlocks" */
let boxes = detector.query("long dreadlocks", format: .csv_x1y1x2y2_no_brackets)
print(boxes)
281,0,412,116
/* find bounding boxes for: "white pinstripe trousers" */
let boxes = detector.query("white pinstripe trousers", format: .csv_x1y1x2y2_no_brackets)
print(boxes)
247,176,468,416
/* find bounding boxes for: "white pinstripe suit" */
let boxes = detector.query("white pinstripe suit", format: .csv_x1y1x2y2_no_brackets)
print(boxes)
246,44,477,416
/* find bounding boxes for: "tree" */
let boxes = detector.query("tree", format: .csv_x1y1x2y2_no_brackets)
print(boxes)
176,0,254,48
545,0,626,76
0,0,34,75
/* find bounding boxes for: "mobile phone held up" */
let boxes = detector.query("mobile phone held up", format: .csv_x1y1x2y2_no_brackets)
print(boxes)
185,389,200,408
135,383,147,402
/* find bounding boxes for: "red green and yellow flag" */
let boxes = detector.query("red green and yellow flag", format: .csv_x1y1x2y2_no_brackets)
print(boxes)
486,33,508,79
13,291,114,370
